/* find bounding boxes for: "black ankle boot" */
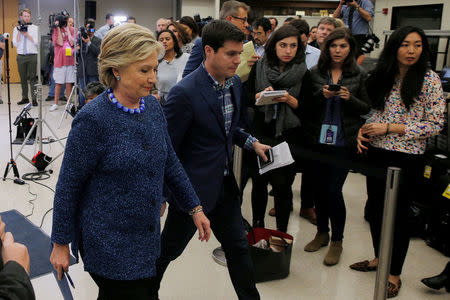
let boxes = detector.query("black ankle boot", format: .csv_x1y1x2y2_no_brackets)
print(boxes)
421,262,450,292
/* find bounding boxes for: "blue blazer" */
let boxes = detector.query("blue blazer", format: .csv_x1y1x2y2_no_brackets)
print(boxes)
182,38,203,78
164,65,250,213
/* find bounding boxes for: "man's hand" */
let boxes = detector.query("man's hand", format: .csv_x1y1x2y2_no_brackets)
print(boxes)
253,141,271,162
191,211,211,242
346,0,359,8
50,243,70,280
247,54,261,68
81,35,90,44
2,232,30,275
0,216,6,241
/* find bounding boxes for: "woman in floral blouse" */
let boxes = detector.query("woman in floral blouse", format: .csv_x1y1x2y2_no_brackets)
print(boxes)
350,26,445,298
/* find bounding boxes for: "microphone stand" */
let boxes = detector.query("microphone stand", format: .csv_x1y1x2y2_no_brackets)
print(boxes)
2,34,24,184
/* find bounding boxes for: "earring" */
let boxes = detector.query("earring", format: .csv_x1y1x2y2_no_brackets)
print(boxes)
115,75,121,81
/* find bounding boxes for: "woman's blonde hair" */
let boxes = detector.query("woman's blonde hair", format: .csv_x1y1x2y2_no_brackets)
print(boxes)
98,23,163,88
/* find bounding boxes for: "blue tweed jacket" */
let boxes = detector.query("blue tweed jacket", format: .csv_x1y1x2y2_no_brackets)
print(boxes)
51,92,200,280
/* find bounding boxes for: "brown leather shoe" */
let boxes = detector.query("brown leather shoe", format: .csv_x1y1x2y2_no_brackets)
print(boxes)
299,207,317,225
387,279,402,298
349,260,377,272
268,207,276,217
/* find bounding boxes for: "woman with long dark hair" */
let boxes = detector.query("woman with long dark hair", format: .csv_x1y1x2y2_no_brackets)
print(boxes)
247,25,307,232
350,26,445,298
302,28,370,265
156,29,189,104
167,22,190,52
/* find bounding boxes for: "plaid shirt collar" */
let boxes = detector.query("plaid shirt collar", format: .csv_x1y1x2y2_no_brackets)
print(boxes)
202,63,234,91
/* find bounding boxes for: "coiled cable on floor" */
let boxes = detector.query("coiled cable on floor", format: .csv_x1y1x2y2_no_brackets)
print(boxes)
21,170,55,228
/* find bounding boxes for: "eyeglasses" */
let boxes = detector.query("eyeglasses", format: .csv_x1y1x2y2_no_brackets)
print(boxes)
231,15,248,24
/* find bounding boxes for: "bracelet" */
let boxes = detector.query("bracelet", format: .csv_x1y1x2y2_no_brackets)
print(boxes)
385,123,390,136
188,206,203,216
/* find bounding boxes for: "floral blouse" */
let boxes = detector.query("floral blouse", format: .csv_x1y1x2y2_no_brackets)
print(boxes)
366,70,445,154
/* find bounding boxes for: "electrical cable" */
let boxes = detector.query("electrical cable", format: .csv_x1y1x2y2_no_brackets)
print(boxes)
21,170,55,228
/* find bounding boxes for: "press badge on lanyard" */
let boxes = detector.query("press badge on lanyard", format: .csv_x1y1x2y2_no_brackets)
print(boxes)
319,73,342,145
65,46,72,56
320,124,338,145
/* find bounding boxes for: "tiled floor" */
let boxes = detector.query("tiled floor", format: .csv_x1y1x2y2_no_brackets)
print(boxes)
0,83,449,299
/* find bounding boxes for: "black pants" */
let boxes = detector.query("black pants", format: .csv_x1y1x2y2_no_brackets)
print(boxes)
299,160,318,209
89,273,158,300
151,176,260,300
366,146,424,276
250,163,296,232
310,146,349,241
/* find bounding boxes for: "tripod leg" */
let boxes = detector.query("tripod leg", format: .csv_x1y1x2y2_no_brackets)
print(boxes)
3,162,11,181
11,161,21,179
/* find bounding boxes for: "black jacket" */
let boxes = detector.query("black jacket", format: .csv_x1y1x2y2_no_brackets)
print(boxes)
76,35,101,78
302,65,370,149
0,261,35,300
247,63,310,147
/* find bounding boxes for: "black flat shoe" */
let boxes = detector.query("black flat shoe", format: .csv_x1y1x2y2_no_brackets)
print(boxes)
17,99,29,105
421,262,450,292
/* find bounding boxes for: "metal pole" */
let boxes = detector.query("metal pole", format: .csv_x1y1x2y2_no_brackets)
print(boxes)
373,167,401,300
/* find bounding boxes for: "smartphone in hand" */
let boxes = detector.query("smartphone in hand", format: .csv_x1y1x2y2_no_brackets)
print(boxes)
257,148,274,169
328,84,341,92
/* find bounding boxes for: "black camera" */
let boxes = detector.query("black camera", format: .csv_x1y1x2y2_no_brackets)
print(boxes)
79,21,95,40
17,20,28,32
361,33,380,54
49,10,69,29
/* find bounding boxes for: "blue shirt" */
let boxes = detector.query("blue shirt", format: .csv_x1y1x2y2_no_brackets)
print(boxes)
340,0,374,35
255,44,265,57
305,44,320,70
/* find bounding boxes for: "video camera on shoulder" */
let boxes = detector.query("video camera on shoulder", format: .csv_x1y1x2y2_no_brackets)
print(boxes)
49,10,69,29
17,20,29,32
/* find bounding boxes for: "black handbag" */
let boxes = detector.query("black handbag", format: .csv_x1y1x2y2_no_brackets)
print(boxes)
244,219,294,282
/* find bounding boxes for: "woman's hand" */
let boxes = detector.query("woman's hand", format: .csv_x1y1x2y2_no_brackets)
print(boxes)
50,243,70,280
273,91,290,103
337,86,351,100
323,85,337,99
362,123,388,136
357,128,370,154
192,211,211,242
255,86,274,101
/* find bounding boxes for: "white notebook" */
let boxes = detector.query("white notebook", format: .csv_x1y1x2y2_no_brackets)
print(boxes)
258,141,295,175
255,90,287,106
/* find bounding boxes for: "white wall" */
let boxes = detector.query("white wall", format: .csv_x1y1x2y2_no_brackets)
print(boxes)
96,0,174,33
372,0,449,69
181,0,217,19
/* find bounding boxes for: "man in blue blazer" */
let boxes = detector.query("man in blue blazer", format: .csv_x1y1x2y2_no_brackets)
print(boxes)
152,20,269,299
